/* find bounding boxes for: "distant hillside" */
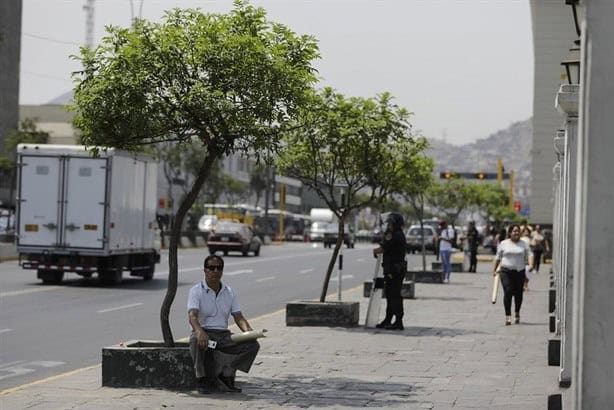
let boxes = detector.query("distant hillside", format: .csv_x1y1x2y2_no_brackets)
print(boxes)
425,118,532,201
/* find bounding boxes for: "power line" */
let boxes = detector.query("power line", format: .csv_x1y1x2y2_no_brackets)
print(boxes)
23,32,81,46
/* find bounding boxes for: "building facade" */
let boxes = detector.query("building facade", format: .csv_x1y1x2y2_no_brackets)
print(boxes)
0,0,23,208
529,1,578,225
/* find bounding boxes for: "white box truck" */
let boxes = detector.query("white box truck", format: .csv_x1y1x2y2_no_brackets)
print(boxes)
15,144,160,285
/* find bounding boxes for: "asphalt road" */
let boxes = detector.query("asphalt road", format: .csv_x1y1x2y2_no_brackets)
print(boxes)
0,241,437,391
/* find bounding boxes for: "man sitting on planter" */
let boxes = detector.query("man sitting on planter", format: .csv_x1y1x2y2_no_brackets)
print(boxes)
188,255,260,394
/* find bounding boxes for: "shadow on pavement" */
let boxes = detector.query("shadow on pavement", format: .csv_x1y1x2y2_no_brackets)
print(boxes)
331,325,484,338
181,374,421,408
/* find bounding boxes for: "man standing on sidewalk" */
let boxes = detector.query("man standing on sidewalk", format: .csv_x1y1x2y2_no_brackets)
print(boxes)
438,220,455,283
187,255,260,394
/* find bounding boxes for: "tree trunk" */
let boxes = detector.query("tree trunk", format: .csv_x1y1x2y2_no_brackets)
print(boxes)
420,196,427,272
319,214,345,302
160,155,215,347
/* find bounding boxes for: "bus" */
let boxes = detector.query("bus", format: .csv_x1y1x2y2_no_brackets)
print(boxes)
201,203,261,227
253,209,311,241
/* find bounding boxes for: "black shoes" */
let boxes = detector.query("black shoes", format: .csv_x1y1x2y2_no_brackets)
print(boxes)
375,321,391,329
218,375,242,393
385,321,404,330
197,380,218,394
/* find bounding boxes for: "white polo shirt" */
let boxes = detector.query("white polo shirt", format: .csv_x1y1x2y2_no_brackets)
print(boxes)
187,281,241,330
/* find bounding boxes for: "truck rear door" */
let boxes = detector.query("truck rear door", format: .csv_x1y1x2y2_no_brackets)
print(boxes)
63,157,107,249
17,155,62,247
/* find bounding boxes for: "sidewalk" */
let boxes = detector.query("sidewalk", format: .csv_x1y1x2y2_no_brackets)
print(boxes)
1,261,562,409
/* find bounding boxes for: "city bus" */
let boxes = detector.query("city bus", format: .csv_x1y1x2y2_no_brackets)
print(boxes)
201,203,261,227
253,209,311,241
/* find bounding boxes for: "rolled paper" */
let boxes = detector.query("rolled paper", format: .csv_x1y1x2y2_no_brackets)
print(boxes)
491,274,499,304
230,329,267,343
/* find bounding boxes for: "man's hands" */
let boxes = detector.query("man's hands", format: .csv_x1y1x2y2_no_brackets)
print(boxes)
195,328,209,350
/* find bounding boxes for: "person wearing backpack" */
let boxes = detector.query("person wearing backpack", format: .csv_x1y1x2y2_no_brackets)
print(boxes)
438,220,455,283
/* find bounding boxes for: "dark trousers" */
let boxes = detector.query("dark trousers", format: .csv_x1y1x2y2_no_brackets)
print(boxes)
469,247,478,272
189,329,260,381
533,249,543,272
383,263,405,322
500,268,525,316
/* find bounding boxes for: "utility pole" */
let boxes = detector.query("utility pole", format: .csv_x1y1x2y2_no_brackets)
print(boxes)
83,0,95,49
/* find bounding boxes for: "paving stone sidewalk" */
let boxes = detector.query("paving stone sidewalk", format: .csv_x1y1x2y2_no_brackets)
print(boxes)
1,261,562,409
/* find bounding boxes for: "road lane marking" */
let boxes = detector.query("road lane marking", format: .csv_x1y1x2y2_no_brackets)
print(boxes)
224,269,253,276
255,276,275,283
153,247,370,277
328,274,355,281
2,284,371,396
0,286,62,298
0,329,12,334
299,268,314,274
0,364,100,396
0,361,64,381
97,303,143,313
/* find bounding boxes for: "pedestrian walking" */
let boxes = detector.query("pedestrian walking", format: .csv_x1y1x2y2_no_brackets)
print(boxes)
373,212,407,330
493,225,534,325
438,220,455,283
530,225,547,273
520,226,532,291
466,221,479,272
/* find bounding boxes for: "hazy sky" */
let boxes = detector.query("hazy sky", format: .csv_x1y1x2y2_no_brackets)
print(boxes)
19,0,534,145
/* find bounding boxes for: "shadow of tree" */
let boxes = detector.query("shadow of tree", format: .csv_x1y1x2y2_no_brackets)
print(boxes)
186,374,421,408
327,325,484,338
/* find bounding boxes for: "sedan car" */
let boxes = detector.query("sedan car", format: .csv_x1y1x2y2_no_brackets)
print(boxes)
207,221,262,256
405,225,437,254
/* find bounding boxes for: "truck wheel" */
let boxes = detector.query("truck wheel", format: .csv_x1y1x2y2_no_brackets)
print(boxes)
39,270,64,284
223,250,228,256
242,249,249,256
143,264,155,280
254,245,260,257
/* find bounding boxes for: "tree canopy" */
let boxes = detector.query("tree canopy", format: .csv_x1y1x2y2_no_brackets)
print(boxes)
70,1,319,345
276,88,428,301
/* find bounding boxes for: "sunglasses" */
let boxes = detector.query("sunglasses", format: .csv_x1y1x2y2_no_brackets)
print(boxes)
205,265,223,272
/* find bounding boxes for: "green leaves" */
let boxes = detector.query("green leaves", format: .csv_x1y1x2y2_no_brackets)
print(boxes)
70,2,319,156
277,87,426,217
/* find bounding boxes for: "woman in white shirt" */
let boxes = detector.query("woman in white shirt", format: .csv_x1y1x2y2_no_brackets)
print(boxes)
493,225,534,325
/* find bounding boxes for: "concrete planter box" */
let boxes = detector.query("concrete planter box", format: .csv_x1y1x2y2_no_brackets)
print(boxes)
363,280,415,299
102,340,196,389
407,270,444,284
286,301,359,327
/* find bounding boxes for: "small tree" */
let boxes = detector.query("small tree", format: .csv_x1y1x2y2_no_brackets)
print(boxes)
398,154,435,271
70,2,319,346
277,88,428,302
470,183,517,225
249,162,269,207
221,173,250,204
427,177,473,227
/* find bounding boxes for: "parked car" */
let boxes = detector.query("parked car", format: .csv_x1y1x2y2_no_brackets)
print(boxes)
207,221,262,256
309,221,330,242
405,225,437,254
323,223,355,248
